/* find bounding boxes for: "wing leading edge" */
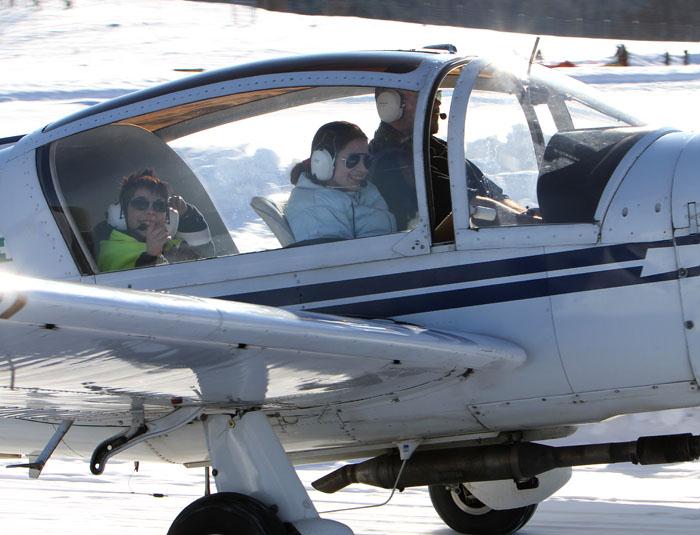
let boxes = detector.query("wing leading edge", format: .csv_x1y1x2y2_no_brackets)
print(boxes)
0,274,525,416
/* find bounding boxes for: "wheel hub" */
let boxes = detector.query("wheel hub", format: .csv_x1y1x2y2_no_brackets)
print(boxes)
450,484,492,516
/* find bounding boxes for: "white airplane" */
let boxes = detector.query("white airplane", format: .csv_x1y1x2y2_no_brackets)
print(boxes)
1,47,700,535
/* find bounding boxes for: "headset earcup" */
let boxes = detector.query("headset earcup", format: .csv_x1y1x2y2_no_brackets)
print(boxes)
376,89,403,123
107,202,127,230
310,149,335,181
166,207,179,237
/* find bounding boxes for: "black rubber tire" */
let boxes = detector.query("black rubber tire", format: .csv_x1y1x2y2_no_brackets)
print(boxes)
167,492,288,535
429,484,537,535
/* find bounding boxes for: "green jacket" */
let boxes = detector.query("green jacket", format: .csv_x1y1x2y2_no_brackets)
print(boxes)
98,229,180,272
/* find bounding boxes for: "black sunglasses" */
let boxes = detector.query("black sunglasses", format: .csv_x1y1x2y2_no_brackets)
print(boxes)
129,196,167,213
341,153,373,169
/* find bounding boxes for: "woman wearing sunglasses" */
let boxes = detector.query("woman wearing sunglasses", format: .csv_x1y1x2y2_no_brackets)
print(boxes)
286,121,396,245
97,169,212,272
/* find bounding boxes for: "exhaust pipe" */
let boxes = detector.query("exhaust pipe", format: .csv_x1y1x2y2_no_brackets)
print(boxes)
312,432,700,494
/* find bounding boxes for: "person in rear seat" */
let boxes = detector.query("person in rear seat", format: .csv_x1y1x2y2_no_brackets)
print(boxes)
96,169,213,272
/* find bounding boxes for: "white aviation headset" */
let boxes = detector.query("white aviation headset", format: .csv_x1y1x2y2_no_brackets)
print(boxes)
375,88,446,124
107,201,179,236
310,147,336,182
375,89,404,123
309,122,371,183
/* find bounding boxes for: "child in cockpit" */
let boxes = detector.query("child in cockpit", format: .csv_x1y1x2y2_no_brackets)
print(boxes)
96,169,213,272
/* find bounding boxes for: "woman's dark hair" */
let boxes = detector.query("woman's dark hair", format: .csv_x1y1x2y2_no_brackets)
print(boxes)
290,121,367,185
118,169,170,214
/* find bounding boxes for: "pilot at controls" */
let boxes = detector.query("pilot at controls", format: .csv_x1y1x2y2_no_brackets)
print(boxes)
286,121,396,244
370,88,528,233
96,169,214,272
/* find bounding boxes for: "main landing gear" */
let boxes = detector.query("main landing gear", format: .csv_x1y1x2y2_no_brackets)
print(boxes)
169,411,352,535
429,483,537,535
168,492,288,535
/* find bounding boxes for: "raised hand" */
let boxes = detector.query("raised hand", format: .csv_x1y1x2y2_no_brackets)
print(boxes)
145,220,171,256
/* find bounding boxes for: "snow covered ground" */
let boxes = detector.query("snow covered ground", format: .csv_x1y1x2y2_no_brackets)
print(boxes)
2,1,700,533
2,455,699,534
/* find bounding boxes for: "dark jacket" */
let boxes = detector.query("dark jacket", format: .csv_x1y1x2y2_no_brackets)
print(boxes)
369,122,506,230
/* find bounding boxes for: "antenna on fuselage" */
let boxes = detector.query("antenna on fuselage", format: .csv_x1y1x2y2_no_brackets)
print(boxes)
528,36,541,76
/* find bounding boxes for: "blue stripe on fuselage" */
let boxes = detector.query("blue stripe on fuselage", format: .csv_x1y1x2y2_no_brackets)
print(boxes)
219,240,676,314
315,265,680,317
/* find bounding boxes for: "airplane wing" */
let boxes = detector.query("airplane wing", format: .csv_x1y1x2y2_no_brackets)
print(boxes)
0,274,525,422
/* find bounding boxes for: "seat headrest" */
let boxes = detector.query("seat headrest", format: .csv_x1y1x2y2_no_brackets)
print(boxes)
250,196,294,247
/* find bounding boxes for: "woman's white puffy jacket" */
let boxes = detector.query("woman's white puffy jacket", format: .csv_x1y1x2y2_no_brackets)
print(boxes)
286,172,397,243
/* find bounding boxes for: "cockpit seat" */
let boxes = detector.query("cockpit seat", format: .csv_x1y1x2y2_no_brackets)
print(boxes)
536,127,651,224
250,196,295,247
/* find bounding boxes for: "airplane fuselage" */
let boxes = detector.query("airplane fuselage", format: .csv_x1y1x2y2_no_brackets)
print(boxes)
1,51,699,468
